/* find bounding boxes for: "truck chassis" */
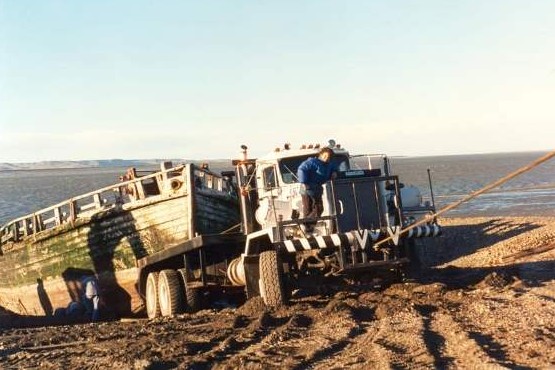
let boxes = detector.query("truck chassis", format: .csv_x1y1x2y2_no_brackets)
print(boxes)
137,143,441,317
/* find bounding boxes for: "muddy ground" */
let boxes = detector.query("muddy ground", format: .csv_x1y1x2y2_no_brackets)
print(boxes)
1,216,555,369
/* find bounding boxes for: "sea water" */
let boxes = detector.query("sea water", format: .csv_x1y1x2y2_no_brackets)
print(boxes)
0,152,554,226
389,151,555,217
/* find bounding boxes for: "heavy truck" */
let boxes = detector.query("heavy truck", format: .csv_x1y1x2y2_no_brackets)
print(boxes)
140,140,441,317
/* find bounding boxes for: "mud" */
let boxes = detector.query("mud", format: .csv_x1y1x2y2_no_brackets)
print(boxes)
2,216,555,369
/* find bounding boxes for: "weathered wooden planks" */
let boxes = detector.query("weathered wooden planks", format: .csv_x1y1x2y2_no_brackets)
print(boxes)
0,163,240,316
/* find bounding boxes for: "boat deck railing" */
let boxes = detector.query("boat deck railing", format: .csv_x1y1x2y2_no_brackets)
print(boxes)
0,163,232,245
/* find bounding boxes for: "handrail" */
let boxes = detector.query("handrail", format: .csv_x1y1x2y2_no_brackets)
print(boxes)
0,164,190,244
3,165,185,225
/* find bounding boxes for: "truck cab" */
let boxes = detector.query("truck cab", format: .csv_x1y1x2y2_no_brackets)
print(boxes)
254,145,350,232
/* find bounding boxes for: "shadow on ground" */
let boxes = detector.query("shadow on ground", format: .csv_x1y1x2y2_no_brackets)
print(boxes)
418,260,555,290
417,218,542,268
410,218,555,289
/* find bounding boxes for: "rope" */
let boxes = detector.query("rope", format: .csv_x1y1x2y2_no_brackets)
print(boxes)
373,150,555,250
220,223,242,234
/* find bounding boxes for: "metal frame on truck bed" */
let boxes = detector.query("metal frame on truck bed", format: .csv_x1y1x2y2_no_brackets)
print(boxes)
137,232,246,317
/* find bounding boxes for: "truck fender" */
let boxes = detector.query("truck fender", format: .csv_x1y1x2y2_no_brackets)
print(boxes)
244,228,275,255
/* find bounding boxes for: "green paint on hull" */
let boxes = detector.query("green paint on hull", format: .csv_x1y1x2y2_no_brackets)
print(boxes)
0,192,239,290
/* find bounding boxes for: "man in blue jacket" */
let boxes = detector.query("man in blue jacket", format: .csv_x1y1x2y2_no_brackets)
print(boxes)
297,147,337,232
81,275,101,321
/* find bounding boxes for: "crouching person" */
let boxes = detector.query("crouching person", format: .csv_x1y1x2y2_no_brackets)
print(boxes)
81,275,101,322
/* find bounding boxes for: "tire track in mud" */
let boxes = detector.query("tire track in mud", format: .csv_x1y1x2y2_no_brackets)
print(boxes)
404,282,507,369
417,305,504,369
442,287,555,369
248,299,360,369
216,311,315,369
187,309,288,368
290,298,376,369
350,285,440,368
319,306,436,369
192,294,369,369
315,283,508,370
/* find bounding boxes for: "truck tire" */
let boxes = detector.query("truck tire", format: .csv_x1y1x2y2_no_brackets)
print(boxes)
259,250,288,307
185,287,202,313
158,269,183,317
177,268,202,313
146,272,160,319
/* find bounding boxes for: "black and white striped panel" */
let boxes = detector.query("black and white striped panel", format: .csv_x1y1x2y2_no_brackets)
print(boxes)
406,224,442,238
277,224,441,253
278,233,353,253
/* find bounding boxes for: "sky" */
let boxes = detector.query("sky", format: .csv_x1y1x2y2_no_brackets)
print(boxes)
0,0,554,162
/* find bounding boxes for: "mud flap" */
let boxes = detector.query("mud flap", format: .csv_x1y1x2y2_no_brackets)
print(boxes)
243,255,260,298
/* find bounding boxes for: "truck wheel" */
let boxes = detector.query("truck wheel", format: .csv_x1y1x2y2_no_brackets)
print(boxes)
158,269,183,317
177,268,202,313
185,287,202,313
146,272,160,319
259,250,288,307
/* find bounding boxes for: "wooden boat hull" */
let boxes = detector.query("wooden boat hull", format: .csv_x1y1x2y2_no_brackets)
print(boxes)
0,164,240,317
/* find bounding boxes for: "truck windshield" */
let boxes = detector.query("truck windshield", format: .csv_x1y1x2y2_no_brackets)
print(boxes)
279,154,350,184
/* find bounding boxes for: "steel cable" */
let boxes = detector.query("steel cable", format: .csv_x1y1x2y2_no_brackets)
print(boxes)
374,150,555,250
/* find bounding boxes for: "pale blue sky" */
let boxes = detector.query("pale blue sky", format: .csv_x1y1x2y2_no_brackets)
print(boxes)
0,1,553,162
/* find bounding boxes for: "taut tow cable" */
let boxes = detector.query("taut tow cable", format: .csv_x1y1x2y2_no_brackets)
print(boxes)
374,150,555,251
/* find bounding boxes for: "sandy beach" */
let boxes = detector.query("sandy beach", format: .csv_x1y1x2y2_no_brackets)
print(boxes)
1,215,555,369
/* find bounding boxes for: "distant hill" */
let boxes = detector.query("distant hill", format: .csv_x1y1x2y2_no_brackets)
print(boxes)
0,159,234,171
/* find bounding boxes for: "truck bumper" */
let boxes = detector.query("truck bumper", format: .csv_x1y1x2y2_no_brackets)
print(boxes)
276,224,441,254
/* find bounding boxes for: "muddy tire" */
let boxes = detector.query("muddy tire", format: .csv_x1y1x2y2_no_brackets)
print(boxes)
146,272,160,319
158,269,183,317
178,268,202,313
186,287,203,312
259,250,288,307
